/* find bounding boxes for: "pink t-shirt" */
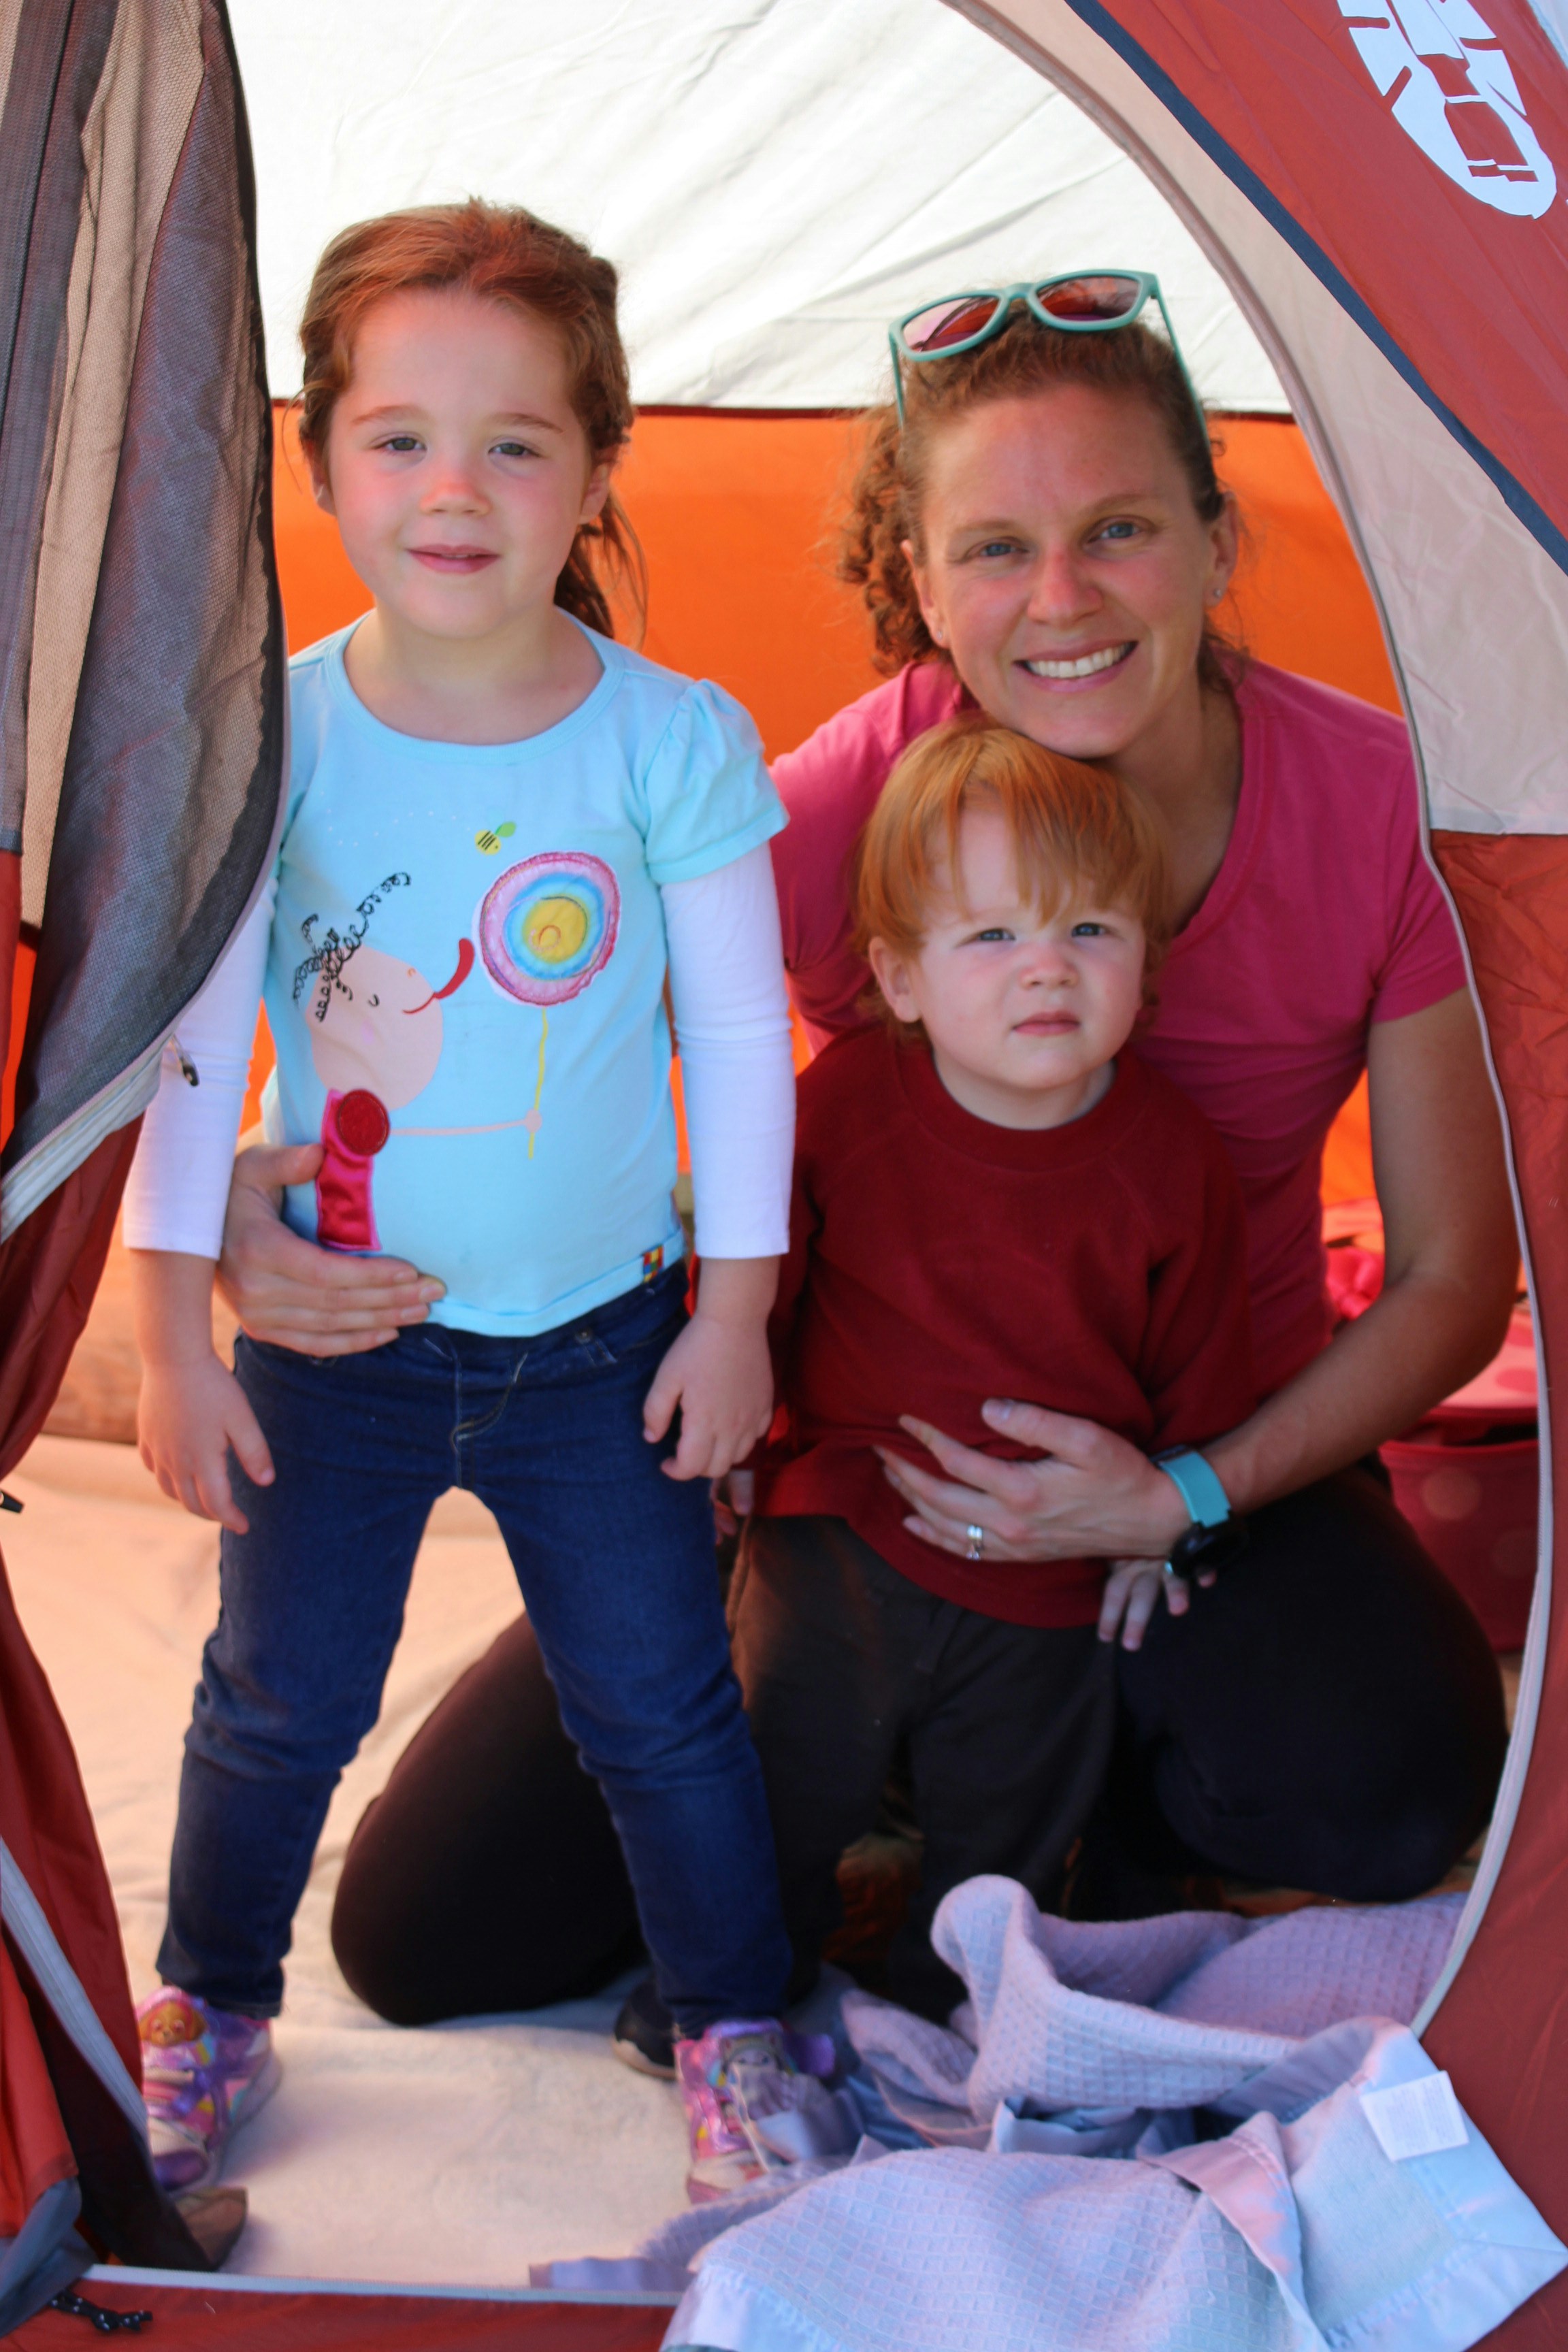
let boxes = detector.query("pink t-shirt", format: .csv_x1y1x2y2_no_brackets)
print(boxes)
771,660,1467,1396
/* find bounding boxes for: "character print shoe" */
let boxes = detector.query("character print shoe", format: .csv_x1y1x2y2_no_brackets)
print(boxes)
137,1986,280,2192
676,2016,840,2202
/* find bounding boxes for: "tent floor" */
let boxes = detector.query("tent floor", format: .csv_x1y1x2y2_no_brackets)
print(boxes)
14,2275,673,2349
5,1426,1520,2306
6,1436,693,2292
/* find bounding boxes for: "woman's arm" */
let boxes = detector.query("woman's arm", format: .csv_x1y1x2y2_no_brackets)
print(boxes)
881,987,1518,1563
1205,985,1515,1508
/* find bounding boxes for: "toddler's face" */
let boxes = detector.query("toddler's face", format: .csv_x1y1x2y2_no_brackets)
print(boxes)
868,806,1146,1131
312,288,609,647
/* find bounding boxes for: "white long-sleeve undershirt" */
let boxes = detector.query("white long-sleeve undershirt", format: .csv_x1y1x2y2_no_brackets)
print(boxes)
122,843,795,1269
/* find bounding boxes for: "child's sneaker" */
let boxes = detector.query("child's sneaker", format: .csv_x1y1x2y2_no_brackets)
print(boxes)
612,1976,676,2080
137,1987,280,2191
676,2018,840,2202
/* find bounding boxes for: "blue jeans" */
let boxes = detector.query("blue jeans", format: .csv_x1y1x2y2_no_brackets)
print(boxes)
158,1265,790,2032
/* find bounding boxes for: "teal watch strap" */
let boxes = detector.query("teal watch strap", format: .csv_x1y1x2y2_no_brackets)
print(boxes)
1152,1447,1230,1529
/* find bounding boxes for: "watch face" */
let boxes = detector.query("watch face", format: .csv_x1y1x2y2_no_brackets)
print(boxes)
1170,1518,1250,1577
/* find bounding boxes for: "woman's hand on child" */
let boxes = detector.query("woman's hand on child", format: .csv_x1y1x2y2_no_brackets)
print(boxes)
880,1401,1193,1565
642,1258,779,1483
219,1141,444,1355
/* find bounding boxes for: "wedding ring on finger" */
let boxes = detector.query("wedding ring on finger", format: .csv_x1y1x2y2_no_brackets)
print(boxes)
965,1523,985,1561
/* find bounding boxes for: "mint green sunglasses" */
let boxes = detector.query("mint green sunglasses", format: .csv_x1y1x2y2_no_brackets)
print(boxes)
887,270,1201,425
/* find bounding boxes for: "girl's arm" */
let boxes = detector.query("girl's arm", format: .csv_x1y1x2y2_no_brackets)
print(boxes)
126,889,278,1531
882,987,1517,1561
123,883,276,1256
642,845,795,1481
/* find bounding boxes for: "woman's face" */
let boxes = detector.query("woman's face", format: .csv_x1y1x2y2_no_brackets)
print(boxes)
905,384,1239,768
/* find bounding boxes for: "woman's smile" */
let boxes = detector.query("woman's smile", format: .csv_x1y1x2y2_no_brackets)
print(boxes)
1019,639,1137,687
908,385,1237,783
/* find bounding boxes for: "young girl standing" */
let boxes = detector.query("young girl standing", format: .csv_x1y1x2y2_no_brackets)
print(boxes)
123,201,823,2202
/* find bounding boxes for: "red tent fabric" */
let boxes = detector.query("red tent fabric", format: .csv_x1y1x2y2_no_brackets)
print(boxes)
6,0,1568,2342
8,2281,673,2349
953,4,1568,2340
0,0,284,2321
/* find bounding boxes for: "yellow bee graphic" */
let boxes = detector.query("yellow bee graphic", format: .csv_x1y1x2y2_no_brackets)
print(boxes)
475,820,517,855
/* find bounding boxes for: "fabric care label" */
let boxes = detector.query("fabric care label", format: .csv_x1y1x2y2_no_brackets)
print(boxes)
1360,2071,1470,2162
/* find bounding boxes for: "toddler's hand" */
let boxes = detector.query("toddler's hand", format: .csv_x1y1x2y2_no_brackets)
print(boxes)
138,1353,274,1535
642,1256,777,1482
1097,1556,1190,1651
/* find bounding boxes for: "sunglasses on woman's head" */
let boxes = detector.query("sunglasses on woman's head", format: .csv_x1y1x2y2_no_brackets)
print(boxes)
887,270,1202,426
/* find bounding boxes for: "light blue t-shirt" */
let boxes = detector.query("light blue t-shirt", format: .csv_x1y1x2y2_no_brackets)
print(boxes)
260,621,785,1335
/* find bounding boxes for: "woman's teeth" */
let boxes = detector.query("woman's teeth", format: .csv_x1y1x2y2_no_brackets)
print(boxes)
1024,644,1132,679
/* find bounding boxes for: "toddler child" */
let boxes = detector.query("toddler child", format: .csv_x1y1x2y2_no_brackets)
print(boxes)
123,199,828,2202
733,715,1256,2021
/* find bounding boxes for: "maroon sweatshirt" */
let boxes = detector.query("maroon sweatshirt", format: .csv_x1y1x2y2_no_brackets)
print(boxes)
755,1027,1258,1627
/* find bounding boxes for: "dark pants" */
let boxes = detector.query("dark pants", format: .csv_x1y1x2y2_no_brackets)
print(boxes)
328,1465,1507,2027
728,1516,1116,2019
1111,1463,1507,1901
159,1264,791,2034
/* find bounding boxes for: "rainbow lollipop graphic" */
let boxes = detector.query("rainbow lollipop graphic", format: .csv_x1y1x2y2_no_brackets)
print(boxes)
478,852,620,1154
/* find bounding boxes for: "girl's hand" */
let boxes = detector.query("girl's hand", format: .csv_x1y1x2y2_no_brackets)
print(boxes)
1097,1558,1193,1651
642,1257,778,1484
131,1246,274,1533
878,1400,1192,1565
138,1353,274,1535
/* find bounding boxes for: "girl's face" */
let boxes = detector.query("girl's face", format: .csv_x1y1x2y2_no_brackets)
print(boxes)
905,385,1238,770
312,289,610,644
867,804,1147,1132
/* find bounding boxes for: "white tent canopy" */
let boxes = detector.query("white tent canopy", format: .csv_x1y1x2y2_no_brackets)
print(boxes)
228,0,1285,412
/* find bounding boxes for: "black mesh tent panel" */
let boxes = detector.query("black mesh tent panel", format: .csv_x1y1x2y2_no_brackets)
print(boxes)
1,0,283,1239
0,0,283,2325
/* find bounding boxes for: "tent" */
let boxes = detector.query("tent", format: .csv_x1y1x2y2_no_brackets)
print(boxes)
3,0,1567,2342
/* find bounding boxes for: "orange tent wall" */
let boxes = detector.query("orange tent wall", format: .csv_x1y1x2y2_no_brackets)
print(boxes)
258,405,1390,1192
4,408,1388,1180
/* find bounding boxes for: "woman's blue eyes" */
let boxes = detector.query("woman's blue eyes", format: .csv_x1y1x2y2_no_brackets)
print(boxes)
968,520,1142,561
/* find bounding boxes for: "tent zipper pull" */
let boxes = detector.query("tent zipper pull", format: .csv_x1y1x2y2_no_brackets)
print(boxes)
173,1035,199,1086
48,2287,152,2332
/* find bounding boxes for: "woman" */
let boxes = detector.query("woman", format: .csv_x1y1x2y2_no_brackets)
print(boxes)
218,279,1511,2035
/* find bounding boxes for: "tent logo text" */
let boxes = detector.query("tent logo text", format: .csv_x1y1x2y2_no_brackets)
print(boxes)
1338,0,1556,216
